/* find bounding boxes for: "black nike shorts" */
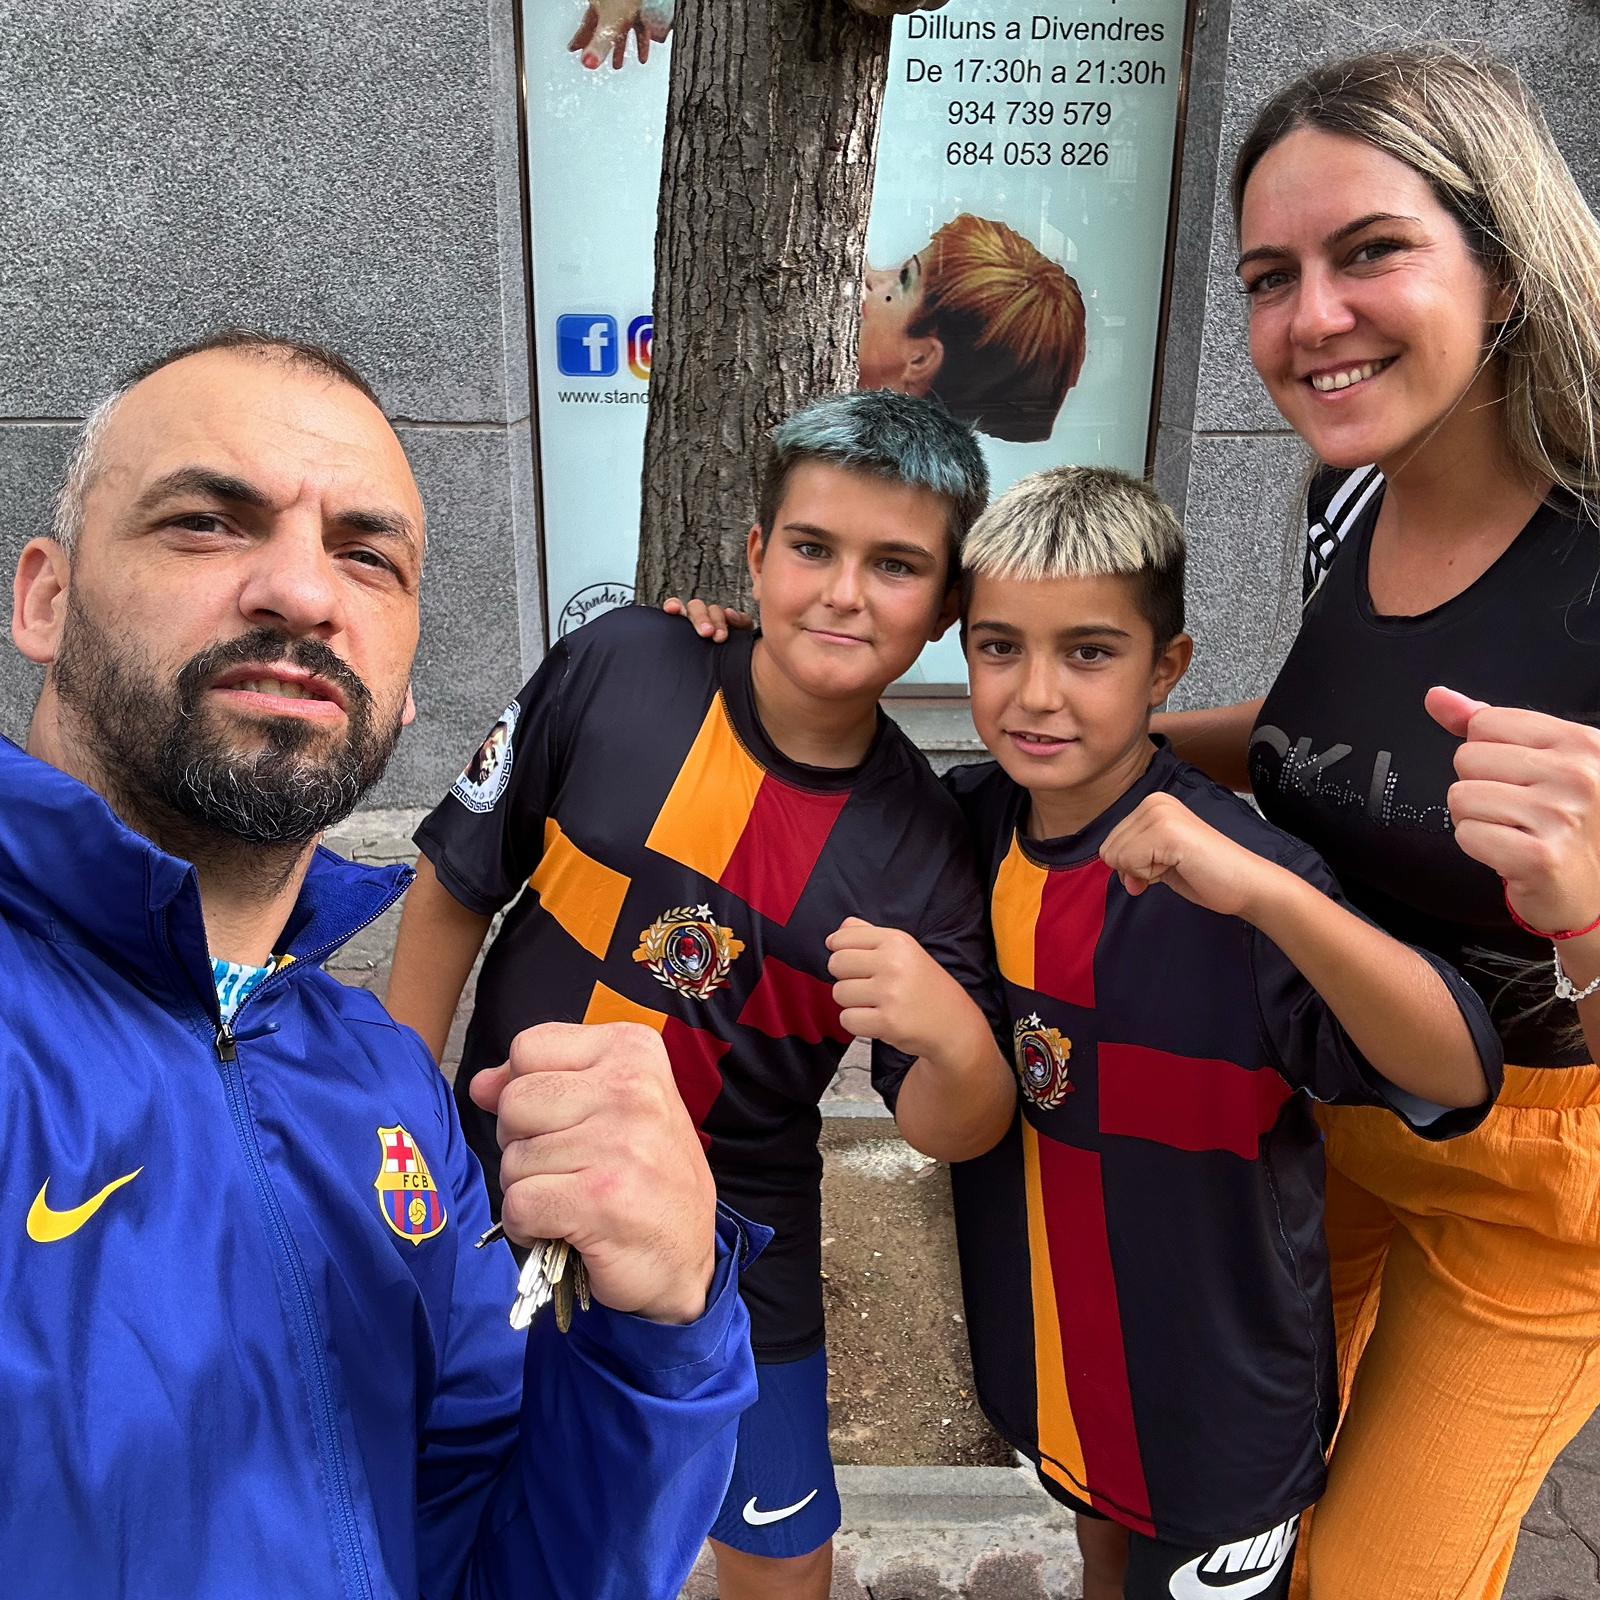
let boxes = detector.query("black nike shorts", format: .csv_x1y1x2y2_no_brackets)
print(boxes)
1036,1469,1301,1599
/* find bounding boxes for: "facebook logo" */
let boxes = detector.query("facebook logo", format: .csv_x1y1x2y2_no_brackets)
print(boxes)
556,315,618,377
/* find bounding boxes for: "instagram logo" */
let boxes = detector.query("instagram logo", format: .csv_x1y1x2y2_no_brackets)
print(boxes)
627,315,653,381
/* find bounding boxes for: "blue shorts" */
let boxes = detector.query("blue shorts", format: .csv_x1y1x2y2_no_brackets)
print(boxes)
708,1347,842,1558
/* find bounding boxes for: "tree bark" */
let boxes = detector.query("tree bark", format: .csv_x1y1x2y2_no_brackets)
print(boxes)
845,0,948,14
635,0,896,608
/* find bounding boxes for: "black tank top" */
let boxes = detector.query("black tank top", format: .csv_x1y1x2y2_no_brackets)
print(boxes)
1251,467,1600,1066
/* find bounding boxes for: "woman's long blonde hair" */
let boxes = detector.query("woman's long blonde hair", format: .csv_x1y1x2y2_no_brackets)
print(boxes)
1232,47,1600,521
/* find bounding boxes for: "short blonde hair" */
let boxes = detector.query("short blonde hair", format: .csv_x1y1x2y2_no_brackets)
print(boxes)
962,466,1185,642
913,215,1087,445
1234,47,1600,519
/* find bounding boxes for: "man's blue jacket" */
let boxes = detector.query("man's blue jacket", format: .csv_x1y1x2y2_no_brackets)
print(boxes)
0,737,759,1598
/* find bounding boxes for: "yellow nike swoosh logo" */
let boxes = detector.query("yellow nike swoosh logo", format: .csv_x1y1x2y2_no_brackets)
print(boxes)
27,1168,144,1243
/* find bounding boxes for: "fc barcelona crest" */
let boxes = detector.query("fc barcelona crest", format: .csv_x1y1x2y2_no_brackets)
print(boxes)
1013,1014,1073,1110
634,904,744,1000
374,1125,447,1245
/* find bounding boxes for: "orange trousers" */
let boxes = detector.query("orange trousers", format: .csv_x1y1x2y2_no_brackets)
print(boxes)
1291,1065,1600,1600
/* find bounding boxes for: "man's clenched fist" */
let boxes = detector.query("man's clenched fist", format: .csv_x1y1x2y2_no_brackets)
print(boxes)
469,1022,717,1326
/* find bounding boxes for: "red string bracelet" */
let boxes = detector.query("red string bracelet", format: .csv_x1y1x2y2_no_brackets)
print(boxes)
1503,881,1600,942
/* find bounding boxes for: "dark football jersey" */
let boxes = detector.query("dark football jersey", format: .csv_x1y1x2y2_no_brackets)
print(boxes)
1255,466,1600,1065
416,607,992,1360
943,744,1501,1546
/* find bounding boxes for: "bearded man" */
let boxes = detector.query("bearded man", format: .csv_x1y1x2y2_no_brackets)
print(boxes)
0,332,758,1599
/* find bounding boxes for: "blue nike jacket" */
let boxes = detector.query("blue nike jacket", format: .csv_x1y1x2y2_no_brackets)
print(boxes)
0,736,761,1598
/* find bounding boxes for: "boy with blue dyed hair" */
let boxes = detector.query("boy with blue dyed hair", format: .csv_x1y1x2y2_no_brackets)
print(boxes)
388,390,1017,1600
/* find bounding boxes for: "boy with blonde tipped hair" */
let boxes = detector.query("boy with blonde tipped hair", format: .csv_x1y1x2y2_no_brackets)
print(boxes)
866,465,1504,1598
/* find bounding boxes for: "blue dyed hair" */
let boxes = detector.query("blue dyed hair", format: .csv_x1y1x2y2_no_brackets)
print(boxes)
758,390,990,570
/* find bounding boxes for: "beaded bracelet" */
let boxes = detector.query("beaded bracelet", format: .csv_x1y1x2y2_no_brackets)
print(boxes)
1553,946,1600,1004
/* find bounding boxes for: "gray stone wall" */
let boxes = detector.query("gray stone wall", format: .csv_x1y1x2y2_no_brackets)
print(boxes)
6,3,1600,791
0,1,538,806
1155,0,1600,712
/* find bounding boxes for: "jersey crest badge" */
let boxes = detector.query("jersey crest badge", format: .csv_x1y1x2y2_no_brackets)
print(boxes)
1013,1014,1073,1109
374,1125,448,1245
450,699,520,814
634,904,745,1000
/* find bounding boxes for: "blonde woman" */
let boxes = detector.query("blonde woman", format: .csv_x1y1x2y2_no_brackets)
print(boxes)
1161,48,1600,1599
859,213,1087,443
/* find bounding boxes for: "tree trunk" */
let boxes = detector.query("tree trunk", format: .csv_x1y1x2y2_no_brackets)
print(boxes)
635,0,895,608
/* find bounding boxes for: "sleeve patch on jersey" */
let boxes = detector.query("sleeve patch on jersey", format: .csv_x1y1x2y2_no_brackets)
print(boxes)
583,981,728,1151
529,818,631,959
450,700,520,814
1097,1042,1293,1160
992,839,1107,1006
645,693,849,926
737,957,852,1046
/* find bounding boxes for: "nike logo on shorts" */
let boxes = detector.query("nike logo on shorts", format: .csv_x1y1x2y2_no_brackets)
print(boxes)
1168,1514,1299,1598
742,1489,819,1526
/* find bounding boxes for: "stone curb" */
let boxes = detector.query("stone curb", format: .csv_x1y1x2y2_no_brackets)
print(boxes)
681,1464,1084,1599
834,1463,1067,1524
822,1097,893,1119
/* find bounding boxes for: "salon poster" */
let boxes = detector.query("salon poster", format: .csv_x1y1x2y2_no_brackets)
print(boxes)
524,0,1187,684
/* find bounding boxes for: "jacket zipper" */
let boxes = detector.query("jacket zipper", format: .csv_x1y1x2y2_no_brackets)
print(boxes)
213,1021,374,1600
229,882,410,1018
204,887,405,1600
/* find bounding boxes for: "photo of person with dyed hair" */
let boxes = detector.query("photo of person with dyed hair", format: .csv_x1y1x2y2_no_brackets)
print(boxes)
859,213,1088,444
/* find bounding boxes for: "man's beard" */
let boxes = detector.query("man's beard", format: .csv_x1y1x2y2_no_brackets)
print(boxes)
52,600,404,882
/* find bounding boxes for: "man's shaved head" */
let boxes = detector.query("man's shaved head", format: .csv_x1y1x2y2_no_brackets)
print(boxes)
14,333,424,877
52,332,385,556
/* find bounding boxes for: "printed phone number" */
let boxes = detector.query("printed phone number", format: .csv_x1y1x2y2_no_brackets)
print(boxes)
948,99,1114,127
946,139,1109,167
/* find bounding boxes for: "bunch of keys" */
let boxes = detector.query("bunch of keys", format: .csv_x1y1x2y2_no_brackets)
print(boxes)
476,1223,592,1332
